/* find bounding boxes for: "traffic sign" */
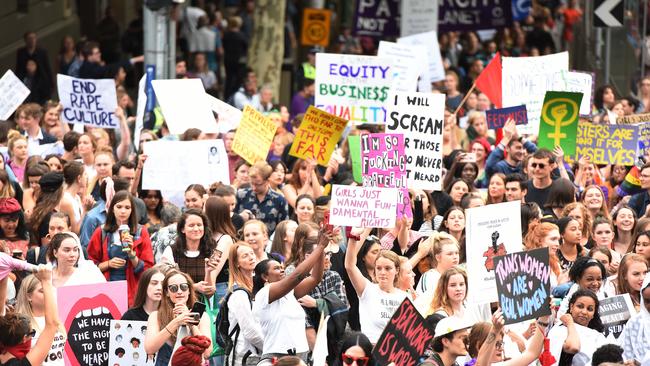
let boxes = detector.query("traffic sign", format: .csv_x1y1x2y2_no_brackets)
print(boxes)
301,8,331,47
594,0,624,28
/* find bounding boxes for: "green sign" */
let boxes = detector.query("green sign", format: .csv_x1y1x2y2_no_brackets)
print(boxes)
537,91,583,155
348,135,362,183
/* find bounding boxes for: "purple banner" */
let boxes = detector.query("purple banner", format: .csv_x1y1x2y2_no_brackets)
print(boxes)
353,0,399,37
361,133,412,218
485,105,528,129
439,0,513,32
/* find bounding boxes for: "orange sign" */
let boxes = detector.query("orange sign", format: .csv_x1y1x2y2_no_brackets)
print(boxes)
301,8,331,47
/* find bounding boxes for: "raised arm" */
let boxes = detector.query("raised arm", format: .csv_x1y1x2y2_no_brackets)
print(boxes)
115,107,131,161
559,313,580,354
27,265,62,366
345,227,372,297
500,316,547,366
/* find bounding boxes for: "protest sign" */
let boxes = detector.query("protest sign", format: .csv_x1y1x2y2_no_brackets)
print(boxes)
330,185,398,228
348,135,363,183
143,139,229,191
151,78,217,135
58,281,128,366
637,122,650,158
134,75,147,152
301,8,331,47
618,112,650,125
573,122,638,166
289,105,348,165
386,91,445,191
353,0,399,37
438,0,513,32
502,52,569,133
28,142,64,158
232,105,277,164
398,31,446,83
599,294,636,339
57,74,118,129
312,315,330,366
400,0,438,36
372,298,434,366
315,53,393,124
551,70,594,116
537,91,583,156
378,41,428,93
0,70,30,120
206,94,243,134
494,248,551,324
466,201,522,305
485,105,528,129
361,133,411,218
109,320,156,365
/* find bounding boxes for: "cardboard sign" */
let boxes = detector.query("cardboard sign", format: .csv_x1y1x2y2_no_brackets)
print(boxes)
551,70,594,116
353,0,399,37
377,41,428,93
57,74,118,129
232,105,277,164
0,70,30,120
372,298,434,366
330,185,398,228
315,53,393,124
57,281,128,366
400,0,438,36
348,135,363,183
599,294,636,339
289,106,348,165
466,201,522,304
485,105,528,129
618,112,650,125
301,8,331,47
537,91,583,156
206,94,243,134
151,78,217,135
573,122,638,166
143,139,229,190
386,91,445,191
109,320,156,365
439,0,513,32
502,52,569,134
361,133,411,218
398,31,446,83
494,248,551,324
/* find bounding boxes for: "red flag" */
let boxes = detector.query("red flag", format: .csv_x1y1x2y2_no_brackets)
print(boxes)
475,52,502,108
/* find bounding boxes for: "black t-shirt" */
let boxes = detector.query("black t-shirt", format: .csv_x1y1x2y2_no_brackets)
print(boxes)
525,180,554,209
0,358,31,366
121,306,150,322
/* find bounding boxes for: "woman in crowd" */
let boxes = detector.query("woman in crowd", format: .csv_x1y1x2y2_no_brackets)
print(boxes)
557,216,585,272
184,184,207,211
561,203,592,248
397,256,416,298
268,161,288,195
619,272,650,362
486,173,506,205
427,266,467,317
442,159,479,194
44,155,64,173
29,172,65,245
558,257,615,316
627,229,650,263
544,178,577,219
140,189,163,234
581,185,610,220
0,198,30,259
232,160,251,189
21,162,49,219
439,207,466,243
333,332,374,366
7,133,28,184
26,212,71,265
242,220,271,261
145,269,211,366
60,161,91,234
468,137,492,187
615,253,648,311
269,220,298,262
282,159,323,209
589,217,620,274
285,222,319,274
77,133,96,184
415,231,460,295
444,178,471,206
0,266,61,366
524,222,563,287
205,196,237,302
87,190,154,305
252,228,328,361
122,267,166,322
48,232,104,287
293,194,315,225
86,150,114,201
612,206,636,257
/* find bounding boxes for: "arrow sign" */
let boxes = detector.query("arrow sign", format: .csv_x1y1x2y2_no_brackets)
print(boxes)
594,0,624,28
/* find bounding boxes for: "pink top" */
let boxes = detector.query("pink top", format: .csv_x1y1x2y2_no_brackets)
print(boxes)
0,252,36,279
8,160,25,183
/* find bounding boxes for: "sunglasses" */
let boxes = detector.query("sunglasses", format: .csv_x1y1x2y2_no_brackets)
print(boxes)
531,163,546,169
342,354,369,366
167,283,190,293
26,329,36,338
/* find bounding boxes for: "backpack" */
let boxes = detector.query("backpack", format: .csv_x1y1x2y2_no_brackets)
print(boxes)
215,287,252,366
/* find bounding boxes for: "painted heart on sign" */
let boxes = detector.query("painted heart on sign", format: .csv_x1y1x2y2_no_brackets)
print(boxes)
528,280,534,290
506,283,511,292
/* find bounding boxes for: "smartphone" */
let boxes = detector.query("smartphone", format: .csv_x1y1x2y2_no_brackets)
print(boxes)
210,248,222,262
190,301,206,318
322,209,333,232
12,250,23,259
460,153,477,163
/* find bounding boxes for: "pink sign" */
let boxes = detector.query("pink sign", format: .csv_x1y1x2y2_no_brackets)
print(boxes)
361,133,412,218
57,281,128,366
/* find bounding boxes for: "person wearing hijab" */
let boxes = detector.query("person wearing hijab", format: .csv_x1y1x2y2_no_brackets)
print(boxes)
620,272,650,362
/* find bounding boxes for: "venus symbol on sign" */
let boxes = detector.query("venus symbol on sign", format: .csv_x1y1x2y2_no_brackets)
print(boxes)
542,98,578,147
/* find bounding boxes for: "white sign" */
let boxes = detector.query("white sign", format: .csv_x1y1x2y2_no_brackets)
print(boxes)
386,91,445,190
465,201,522,305
401,0,438,37
0,70,30,120
143,139,229,191
315,53,393,124
134,74,146,151
108,320,155,365
501,52,569,134
206,94,243,133
57,74,118,128
151,78,218,135
398,31,445,83
330,185,398,228
550,70,594,116
28,142,64,157
378,41,428,93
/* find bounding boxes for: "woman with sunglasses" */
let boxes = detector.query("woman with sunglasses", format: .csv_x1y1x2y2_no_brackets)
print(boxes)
0,265,61,366
145,269,211,366
333,332,373,366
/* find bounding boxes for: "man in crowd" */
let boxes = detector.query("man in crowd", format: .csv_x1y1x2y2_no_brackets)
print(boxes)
505,173,527,202
421,317,472,366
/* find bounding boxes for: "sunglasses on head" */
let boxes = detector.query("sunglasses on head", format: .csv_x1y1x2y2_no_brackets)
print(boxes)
531,163,546,169
342,354,369,366
167,283,190,293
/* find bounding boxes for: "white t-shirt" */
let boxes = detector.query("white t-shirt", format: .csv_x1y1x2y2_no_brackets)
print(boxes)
252,286,308,355
548,323,607,366
161,246,200,264
416,269,441,295
358,280,407,344
228,289,264,358
33,316,65,366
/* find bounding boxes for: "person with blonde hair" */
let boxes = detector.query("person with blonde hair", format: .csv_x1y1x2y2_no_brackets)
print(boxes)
236,161,288,234
242,219,271,261
416,231,460,295
7,132,28,184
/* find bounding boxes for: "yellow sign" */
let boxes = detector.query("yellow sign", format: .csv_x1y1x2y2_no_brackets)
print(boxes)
541,97,578,146
232,105,277,165
289,106,348,166
301,8,331,47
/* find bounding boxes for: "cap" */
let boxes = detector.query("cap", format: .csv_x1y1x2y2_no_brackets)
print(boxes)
434,316,473,339
0,198,21,215
39,172,64,193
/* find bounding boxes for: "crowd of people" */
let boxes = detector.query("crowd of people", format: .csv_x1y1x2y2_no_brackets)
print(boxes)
2,1,650,366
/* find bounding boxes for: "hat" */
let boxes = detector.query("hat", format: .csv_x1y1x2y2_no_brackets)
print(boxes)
39,172,64,193
308,46,324,54
171,336,211,366
0,198,21,215
433,316,473,339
